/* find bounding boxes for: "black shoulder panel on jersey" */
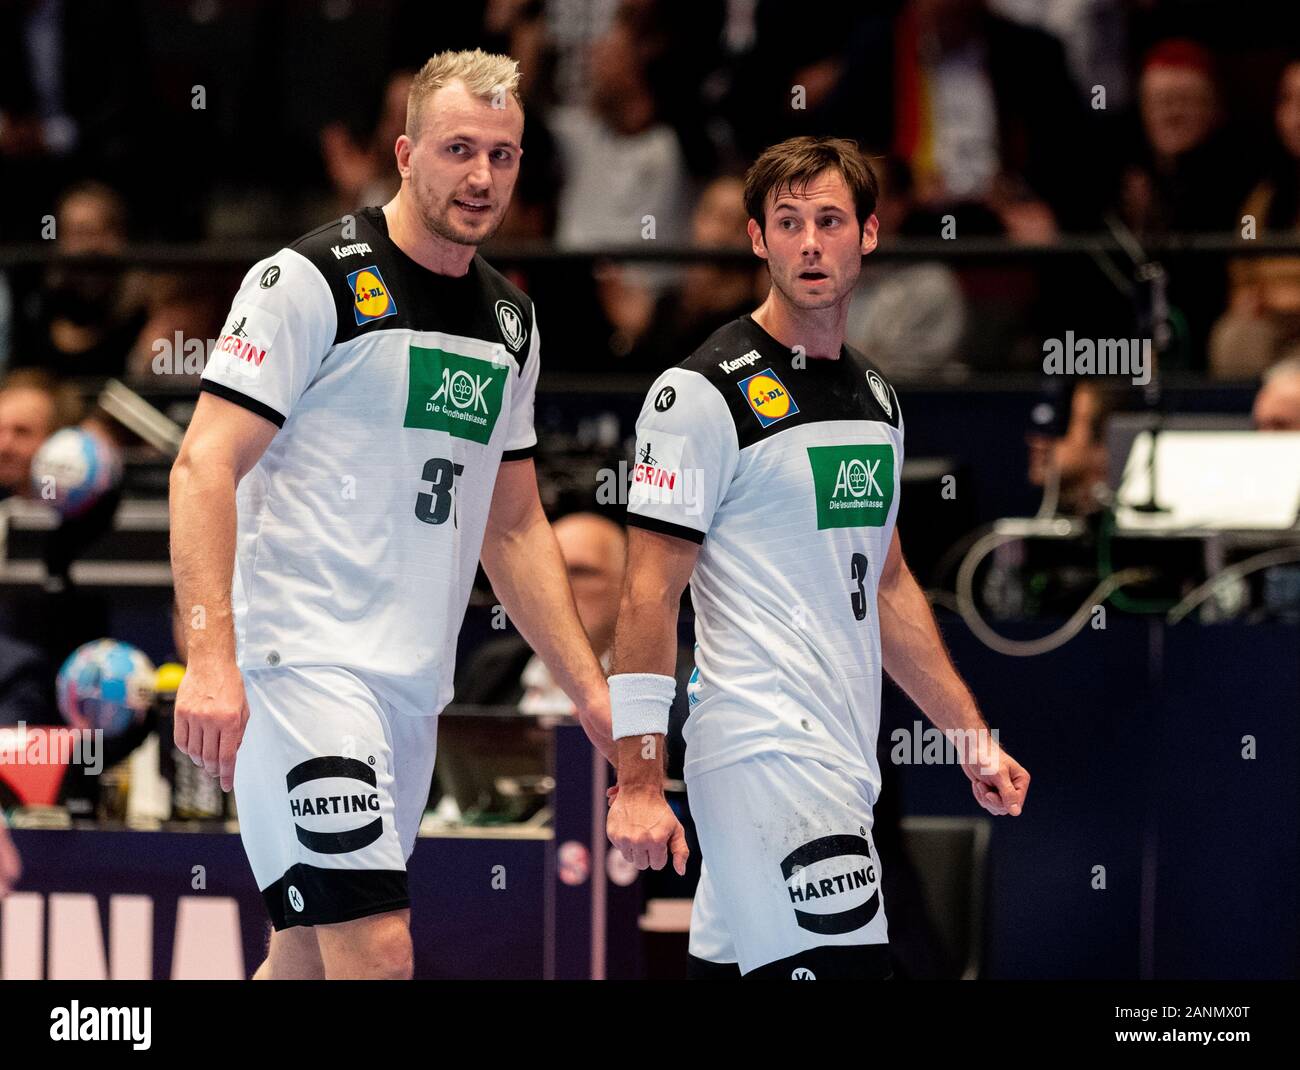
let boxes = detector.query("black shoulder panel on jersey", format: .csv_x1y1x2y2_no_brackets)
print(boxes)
843,341,903,428
472,254,536,376
679,315,901,450
285,207,535,374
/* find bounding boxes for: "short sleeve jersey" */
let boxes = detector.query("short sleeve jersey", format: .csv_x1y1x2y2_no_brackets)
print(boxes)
625,315,904,794
200,206,539,714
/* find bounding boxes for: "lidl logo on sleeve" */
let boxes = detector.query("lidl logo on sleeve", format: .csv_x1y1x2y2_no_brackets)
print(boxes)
739,368,799,427
807,444,895,528
348,265,396,325
404,346,505,443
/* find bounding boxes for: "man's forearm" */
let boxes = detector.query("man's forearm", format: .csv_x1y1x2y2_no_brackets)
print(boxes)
607,586,679,789
878,558,985,734
480,510,607,715
168,455,239,666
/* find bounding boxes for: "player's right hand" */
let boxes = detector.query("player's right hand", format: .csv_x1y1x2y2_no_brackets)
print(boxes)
174,659,249,793
607,786,689,875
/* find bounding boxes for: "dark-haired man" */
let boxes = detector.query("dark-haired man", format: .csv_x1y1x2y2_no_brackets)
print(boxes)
606,136,1030,979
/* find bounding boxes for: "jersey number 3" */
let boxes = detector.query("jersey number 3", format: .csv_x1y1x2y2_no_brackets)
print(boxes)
415,457,464,526
850,552,868,621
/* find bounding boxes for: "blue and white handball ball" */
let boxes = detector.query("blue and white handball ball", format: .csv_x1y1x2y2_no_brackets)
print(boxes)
57,639,156,736
30,427,122,518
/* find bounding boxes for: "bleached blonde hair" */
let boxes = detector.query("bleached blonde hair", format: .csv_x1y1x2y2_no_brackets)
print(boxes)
406,49,523,139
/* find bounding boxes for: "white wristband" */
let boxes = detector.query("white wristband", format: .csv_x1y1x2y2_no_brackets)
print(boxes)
608,673,675,740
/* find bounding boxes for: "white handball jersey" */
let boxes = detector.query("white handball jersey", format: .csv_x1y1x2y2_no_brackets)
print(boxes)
200,207,539,715
626,315,904,796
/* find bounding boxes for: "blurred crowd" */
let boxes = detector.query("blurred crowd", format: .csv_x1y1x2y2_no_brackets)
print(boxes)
3,0,1300,388
2,2,1299,918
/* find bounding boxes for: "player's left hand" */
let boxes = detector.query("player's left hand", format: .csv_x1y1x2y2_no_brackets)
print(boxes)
960,735,1030,817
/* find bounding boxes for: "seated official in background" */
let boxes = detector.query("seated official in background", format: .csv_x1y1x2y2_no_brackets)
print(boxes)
455,512,694,775
0,368,81,502
1253,353,1300,431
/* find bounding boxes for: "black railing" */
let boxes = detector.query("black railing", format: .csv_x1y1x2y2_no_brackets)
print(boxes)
2,232,1298,269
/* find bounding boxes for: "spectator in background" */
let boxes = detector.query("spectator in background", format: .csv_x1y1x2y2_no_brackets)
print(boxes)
550,1,692,252
1210,59,1300,379
847,155,969,379
830,0,1099,235
0,369,82,727
611,174,762,369
489,97,562,245
457,514,678,714
1118,40,1253,237
0,1,147,240
538,0,625,110
722,0,877,163
1117,40,1256,369
13,181,145,380
988,0,1130,113
0,367,80,501
980,377,1138,622
453,512,699,885
125,272,225,386
549,1,696,372
0,365,124,599
320,70,415,218
1253,353,1300,431
455,512,688,773
1026,380,1113,517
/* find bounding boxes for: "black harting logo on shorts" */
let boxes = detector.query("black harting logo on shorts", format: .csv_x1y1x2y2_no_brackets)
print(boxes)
780,834,880,935
286,756,382,854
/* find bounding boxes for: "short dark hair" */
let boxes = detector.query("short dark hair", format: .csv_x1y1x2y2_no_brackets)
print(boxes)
744,136,880,234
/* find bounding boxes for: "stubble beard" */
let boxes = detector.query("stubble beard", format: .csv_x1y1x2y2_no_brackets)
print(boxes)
416,184,503,248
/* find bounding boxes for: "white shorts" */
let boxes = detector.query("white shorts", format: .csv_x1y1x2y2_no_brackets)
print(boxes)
234,665,439,929
687,750,890,976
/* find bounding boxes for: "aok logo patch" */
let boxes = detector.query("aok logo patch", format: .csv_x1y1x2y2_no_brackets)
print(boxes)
347,265,396,325
286,756,382,855
404,346,506,444
738,368,799,427
807,444,895,528
780,833,880,935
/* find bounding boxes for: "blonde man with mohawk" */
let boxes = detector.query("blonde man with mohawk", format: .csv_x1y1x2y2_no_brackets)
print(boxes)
170,50,615,979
